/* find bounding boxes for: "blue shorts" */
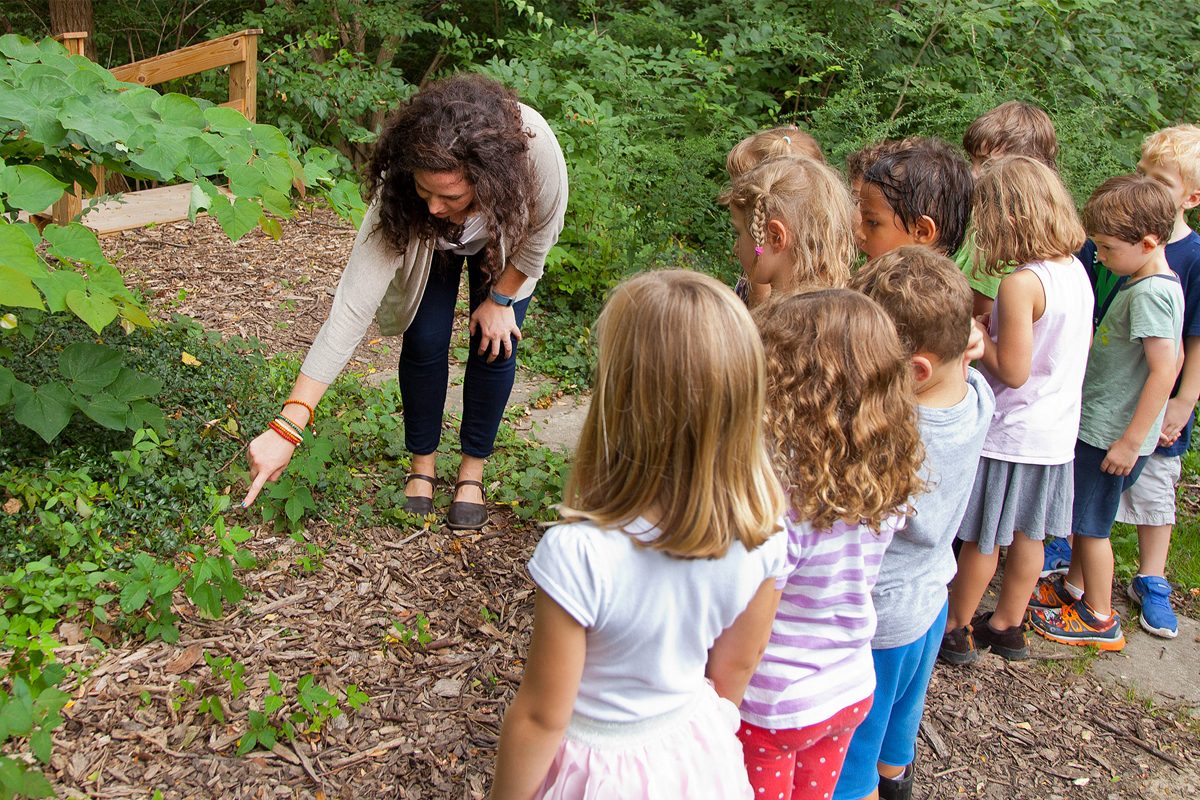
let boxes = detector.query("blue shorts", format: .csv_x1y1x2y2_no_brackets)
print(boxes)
831,601,947,800
1072,440,1149,539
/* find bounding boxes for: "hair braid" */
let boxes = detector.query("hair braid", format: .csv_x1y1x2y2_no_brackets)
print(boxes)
750,194,768,255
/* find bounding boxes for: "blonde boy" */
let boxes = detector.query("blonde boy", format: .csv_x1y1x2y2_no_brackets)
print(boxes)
1108,125,1200,639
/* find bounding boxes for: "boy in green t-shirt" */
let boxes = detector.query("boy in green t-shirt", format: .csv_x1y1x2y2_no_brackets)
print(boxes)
1029,175,1184,651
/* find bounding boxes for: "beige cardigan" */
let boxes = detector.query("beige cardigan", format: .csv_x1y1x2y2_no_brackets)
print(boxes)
299,103,569,384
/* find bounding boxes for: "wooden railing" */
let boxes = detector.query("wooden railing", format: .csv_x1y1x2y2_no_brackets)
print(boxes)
51,29,263,225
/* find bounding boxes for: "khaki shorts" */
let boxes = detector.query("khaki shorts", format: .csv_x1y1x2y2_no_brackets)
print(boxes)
1114,453,1181,527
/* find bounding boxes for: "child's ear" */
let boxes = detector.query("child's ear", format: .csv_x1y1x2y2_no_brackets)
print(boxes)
910,355,934,383
1142,234,1162,253
765,219,791,252
1183,185,1200,212
912,215,939,247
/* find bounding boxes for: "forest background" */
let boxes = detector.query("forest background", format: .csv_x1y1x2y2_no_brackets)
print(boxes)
0,1,1198,796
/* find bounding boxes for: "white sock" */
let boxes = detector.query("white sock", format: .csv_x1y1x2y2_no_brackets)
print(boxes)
1064,580,1084,600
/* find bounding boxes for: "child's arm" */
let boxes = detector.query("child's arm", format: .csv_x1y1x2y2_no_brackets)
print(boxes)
705,579,781,705
975,269,1044,389
1159,336,1200,445
490,592,586,800
1103,337,1179,476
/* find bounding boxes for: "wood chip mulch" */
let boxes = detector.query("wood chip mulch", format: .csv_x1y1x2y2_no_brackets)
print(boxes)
40,209,1194,799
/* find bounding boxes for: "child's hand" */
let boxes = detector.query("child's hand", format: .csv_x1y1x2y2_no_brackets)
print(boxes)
965,324,986,363
1101,438,1140,476
1159,396,1193,444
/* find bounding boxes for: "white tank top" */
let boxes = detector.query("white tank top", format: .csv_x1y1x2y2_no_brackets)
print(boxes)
981,258,1093,465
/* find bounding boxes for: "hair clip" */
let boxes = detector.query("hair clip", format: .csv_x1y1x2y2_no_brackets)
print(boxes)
782,136,792,144
754,245,764,256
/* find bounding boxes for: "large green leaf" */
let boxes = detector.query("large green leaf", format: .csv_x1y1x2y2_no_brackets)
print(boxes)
106,368,162,401
250,124,291,156
129,399,167,433
0,165,67,213
205,106,251,133
65,288,119,333
32,268,85,313
75,391,130,431
225,162,269,197
58,94,136,145
58,342,123,392
0,366,17,404
0,34,43,64
41,223,109,267
153,93,207,129
211,194,261,241
0,222,42,277
186,136,225,176
0,265,43,309
11,381,74,443
130,139,189,180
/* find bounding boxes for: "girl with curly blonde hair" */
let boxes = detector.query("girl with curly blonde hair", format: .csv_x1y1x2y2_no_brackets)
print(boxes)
738,289,924,800
720,154,857,306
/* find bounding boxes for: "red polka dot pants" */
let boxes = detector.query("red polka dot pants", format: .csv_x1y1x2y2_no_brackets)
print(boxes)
738,696,872,800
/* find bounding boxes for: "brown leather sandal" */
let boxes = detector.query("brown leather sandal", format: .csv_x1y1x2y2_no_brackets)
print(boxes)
403,473,437,516
447,479,488,530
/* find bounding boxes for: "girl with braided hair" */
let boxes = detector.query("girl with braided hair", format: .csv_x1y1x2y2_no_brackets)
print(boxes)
721,154,857,306
243,74,568,530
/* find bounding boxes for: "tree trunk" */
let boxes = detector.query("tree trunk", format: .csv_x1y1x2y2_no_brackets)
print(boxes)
48,0,95,60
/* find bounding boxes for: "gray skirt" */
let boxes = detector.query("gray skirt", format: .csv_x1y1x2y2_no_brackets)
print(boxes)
956,456,1074,555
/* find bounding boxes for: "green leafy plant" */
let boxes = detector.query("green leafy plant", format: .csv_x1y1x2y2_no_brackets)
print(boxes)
392,613,432,649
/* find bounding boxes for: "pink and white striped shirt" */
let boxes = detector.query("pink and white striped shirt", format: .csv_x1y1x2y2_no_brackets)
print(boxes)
740,514,900,730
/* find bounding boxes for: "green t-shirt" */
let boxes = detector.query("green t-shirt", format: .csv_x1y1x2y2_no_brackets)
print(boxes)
953,232,1004,299
1079,273,1184,453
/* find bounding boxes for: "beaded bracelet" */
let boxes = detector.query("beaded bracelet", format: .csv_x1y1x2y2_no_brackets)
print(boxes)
268,419,303,446
283,399,315,422
273,414,306,440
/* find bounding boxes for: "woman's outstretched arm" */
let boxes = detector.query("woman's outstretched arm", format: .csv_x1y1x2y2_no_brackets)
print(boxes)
242,372,330,507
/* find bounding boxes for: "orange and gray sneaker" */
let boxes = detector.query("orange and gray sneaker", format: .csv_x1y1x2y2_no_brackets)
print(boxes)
1028,574,1076,610
1028,600,1125,651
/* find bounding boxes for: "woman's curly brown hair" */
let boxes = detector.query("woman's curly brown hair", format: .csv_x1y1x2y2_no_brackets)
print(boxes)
754,289,925,531
365,73,537,287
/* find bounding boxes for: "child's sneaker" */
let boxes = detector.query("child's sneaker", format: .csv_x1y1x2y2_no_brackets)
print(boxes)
1028,574,1075,610
938,625,977,665
969,611,1029,660
1028,600,1125,651
1127,575,1178,639
1040,536,1072,577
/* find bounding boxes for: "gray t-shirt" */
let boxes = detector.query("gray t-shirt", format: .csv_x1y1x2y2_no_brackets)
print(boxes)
1079,273,1184,454
872,368,995,650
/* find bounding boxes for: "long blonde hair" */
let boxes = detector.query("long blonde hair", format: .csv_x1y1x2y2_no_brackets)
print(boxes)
720,155,857,292
972,155,1085,277
559,270,786,558
755,289,924,531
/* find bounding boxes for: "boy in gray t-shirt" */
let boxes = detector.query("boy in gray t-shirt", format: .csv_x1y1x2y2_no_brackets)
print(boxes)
1030,175,1184,652
835,247,995,800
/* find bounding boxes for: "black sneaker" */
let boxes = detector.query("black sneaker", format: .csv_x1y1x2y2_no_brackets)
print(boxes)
938,624,977,665
970,611,1029,660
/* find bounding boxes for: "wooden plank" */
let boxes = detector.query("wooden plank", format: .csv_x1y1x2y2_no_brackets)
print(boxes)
75,183,232,237
227,32,259,122
218,98,247,116
109,29,262,88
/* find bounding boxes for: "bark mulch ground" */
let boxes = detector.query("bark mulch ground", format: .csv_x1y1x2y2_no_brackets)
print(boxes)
45,209,1197,798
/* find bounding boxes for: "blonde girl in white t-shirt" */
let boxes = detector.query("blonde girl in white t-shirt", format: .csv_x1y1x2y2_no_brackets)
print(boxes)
490,270,790,800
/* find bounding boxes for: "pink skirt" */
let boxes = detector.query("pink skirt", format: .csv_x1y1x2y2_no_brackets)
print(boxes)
536,684,753,799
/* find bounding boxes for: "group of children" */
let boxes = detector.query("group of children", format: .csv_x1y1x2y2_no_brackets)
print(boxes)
489,108,1200,800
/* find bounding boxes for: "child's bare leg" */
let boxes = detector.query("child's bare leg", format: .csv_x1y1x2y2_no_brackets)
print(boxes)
1065,545,1086,594
1075,536,1115,617
992,533,1041,629
1136,523,1171,576
946,541,999,630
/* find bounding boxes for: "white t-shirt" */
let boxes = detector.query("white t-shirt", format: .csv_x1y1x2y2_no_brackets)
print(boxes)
528,517,790,723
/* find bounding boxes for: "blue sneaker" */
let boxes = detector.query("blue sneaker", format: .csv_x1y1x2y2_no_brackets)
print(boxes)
1041,536,1072,577
1127,575,1179,639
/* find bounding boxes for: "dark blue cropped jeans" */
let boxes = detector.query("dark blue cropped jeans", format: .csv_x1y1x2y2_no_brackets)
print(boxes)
399,252,529,459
